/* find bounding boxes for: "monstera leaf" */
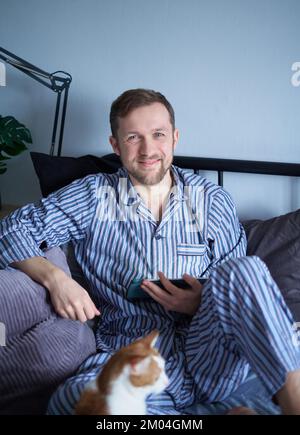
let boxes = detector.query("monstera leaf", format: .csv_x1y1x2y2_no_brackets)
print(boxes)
0,115,32,174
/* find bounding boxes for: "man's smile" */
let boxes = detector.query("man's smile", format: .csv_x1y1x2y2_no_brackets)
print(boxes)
138,159,161,168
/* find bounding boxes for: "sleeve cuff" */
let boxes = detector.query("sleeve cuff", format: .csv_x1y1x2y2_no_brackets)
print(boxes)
0,230,45,269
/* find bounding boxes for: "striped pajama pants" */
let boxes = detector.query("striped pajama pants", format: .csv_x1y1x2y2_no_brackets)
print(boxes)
48,256,300,415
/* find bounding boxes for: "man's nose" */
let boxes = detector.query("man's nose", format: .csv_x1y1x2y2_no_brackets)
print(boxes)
139,136,156,154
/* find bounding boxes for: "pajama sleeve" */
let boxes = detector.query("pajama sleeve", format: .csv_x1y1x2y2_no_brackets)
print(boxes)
0,175,98,269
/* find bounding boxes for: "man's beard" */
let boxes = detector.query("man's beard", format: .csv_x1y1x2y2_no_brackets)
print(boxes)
130,157,173,185
121,154,173,186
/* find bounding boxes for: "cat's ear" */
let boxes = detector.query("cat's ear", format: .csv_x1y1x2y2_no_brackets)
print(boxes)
144,330,159,348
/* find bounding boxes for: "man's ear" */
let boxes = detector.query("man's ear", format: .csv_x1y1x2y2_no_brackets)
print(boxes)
109,135,120,156
173,128,179,151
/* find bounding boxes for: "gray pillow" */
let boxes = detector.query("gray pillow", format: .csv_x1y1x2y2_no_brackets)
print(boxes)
242,209,300,321
0,247,96,414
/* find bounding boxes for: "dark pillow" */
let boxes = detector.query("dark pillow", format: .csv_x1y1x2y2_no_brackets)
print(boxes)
30,152,122,197
242,210,300,321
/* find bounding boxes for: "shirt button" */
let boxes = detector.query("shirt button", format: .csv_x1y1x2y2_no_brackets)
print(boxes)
155,234,162,240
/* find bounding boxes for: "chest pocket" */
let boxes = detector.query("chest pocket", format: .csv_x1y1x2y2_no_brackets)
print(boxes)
176,243,209,277
177,243,206,256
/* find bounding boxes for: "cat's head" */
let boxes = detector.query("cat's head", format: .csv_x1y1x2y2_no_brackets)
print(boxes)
98,330,169,397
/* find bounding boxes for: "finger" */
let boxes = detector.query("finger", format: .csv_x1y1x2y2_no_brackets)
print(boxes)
141,283,171,306
84,304,98,320
182,273,203,290
157,272,180,295
84,294,100,316
142,281,171,301
142,280,172,302
74,306,88,323
65,305,78,321
93,304,101,316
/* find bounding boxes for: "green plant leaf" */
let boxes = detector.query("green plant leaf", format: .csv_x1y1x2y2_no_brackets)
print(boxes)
0,153,11,161
15,125,32,143
0,116,32,157
0,116,32,175
2,141,27,156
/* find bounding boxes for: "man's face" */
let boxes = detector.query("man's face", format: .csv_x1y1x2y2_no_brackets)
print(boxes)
109,102,179,186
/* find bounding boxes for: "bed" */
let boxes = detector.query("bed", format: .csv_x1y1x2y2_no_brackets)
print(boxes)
0,151,299,414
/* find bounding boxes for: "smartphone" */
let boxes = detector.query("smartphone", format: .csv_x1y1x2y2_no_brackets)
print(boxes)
127,277,207,300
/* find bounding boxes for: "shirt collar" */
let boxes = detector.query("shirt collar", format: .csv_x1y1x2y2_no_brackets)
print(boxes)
117,167,140,206
169,165,187,202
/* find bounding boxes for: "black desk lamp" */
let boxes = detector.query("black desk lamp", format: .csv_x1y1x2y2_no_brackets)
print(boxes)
0,47,72,157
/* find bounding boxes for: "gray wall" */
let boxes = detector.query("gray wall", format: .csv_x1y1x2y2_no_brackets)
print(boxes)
0,0,299,219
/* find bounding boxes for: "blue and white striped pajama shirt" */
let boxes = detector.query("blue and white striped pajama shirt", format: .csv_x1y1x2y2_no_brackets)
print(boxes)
0,166,299,414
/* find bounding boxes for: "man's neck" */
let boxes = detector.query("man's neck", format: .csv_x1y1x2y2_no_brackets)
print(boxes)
130,170,173,222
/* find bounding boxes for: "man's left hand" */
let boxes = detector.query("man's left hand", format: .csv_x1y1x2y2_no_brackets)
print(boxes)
141,272,203,316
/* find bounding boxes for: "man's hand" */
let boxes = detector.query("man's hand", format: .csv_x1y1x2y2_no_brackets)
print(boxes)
141,271,203,316
45,269,100,323
11,256,100,323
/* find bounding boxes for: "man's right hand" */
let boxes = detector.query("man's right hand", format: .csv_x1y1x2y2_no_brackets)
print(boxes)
46,269,101,323
11,256,100,323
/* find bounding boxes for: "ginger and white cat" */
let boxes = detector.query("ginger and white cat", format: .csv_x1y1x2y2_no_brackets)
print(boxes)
75,330,169,415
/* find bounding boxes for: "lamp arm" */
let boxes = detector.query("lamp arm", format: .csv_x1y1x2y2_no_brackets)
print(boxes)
0,47,72,90
0,46,72,156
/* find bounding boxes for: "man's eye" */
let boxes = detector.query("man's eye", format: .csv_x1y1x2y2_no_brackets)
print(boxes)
154,132,165,138
127,135,139,143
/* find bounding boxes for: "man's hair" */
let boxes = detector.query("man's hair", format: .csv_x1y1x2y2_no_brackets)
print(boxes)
110,88,175,138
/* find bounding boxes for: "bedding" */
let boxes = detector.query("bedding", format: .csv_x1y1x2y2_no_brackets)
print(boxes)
0,152,298,414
